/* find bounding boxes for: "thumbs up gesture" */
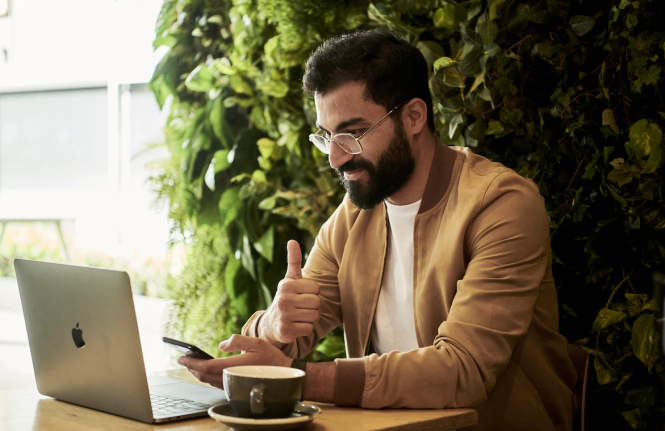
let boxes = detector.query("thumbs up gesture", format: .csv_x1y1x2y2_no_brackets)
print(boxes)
259,240,321,347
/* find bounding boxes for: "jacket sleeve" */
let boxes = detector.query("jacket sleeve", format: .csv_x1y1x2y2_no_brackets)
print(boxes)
333,172,550,409
242,205,344,359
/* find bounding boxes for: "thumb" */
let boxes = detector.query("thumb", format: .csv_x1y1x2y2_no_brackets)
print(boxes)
219,335,258,353
285,240,303,280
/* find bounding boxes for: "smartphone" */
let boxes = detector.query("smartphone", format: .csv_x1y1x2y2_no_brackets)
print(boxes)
163,336,214,360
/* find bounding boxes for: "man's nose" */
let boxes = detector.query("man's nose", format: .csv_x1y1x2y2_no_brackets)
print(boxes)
328,140,353,170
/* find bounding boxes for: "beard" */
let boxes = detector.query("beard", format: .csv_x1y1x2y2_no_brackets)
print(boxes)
336,117,416,210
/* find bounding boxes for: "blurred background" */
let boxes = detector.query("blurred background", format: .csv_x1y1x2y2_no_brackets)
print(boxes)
0,0,177,389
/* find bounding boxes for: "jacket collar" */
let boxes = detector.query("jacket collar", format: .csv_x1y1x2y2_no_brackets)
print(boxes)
418,138,458,214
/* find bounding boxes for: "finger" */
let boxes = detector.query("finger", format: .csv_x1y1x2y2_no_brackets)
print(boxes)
220,334,262,353
286,309,319,324
293,293,321,309
195,372,224,389
179,356,226,375
279,280,319,295
285,240,303,280
283,322,315,338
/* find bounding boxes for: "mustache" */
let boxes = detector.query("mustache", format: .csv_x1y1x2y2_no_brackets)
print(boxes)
336,158,374,174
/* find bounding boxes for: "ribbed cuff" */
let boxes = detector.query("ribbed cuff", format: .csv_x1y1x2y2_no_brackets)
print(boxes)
333,358,365,407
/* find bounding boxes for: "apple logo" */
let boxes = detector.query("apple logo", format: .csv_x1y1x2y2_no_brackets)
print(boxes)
72,323,85,348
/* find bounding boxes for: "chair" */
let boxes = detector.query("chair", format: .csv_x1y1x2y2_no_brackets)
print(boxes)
567,344,589,431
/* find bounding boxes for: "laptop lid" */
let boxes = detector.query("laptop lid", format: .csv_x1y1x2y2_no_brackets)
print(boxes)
14,259,154,423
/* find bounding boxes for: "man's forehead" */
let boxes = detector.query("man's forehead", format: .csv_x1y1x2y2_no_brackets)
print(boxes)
314,83,382,130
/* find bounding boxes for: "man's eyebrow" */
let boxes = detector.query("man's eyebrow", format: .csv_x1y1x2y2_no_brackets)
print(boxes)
316,117,368,133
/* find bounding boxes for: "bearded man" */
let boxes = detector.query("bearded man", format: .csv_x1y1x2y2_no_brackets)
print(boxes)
179,28,578,431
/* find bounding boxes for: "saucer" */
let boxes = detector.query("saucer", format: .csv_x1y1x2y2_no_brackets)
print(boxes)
208,401,322,431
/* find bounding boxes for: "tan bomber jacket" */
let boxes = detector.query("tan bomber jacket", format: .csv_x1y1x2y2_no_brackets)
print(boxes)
243,143,577,430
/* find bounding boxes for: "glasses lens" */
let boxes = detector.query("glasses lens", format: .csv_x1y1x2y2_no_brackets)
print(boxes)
309,134,330,154
334,134,362,155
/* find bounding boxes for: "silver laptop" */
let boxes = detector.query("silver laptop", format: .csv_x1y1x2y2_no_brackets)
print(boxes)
14,259,226,423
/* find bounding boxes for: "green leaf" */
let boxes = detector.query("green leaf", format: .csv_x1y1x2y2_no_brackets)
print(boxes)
210,97,231,148
625,13,638,29
609,6,620,27
594,356,618,385
489,0,508,20
592,308,627,332
449,114,464,139
442,67,465,88
254,226,274,263
621,408,647,430
258,196,276,210
204,159,216,191
476,20,499,45
417,41,446,70
207,15,223,25
230,75,254,95
625,293,648,317
460,25,483,48
619,0,631,9
631,313,660,370
630,120,663,159
625,385,656,407
527,0,550,24
242,235,256,280
486,121,505,135
569,15,595,36
213,150,231,173
224,255,242,300
643,143,664,174
185,64,216,93
643,299,658,311
433,57,457,71
602,109,619,134
433,4,464,29
608,169,634,187
615,372,633,391
639,65,662,86
219,187,241,227
547,0,567,18
461,46,483,76
257,138,275,159
610,158,626,170
257,80,289,98
314,333,347,359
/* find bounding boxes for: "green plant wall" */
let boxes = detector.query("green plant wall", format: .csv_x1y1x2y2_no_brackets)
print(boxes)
149,0,664,427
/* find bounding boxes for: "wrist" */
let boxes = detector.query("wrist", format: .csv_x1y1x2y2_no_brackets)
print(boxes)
258,311,285,349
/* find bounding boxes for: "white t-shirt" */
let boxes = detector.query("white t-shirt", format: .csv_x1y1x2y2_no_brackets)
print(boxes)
371,199,421,355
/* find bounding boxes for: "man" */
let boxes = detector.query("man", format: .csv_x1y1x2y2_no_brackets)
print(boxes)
179,29,577,430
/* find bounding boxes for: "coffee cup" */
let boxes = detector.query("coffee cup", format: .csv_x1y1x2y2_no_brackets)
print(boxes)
223,366,305,419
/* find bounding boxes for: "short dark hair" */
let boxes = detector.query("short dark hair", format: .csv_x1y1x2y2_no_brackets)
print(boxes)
302,28,435,132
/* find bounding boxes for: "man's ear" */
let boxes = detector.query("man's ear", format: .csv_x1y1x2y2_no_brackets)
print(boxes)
402,98,428,136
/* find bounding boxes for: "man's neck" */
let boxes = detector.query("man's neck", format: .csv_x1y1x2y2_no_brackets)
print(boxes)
385,132,437,206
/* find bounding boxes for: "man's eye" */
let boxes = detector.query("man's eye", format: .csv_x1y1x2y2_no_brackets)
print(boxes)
346,130,358,136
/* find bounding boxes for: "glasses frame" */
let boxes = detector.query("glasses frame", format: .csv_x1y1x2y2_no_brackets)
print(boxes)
309,102,406,155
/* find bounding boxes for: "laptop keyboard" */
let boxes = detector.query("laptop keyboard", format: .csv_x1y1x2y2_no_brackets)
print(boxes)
150,394,211,417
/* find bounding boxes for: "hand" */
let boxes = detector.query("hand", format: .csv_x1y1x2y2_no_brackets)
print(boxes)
259,240,321,347
178,335,292,389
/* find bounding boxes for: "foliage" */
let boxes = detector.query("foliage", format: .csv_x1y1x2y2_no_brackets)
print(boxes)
149,0,665,426
0,223,171,298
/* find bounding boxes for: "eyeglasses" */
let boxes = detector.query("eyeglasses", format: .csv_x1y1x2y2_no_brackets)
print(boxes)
308,102,405,155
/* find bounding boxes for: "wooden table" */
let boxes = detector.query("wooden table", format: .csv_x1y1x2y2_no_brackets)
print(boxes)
0,369,477,431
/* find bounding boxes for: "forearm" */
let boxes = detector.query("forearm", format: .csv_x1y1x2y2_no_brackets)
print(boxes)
303,362,336,403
